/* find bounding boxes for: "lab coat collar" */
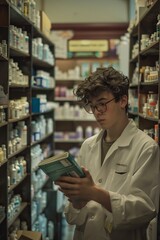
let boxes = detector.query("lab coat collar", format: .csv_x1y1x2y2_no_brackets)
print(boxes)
89,119,138,149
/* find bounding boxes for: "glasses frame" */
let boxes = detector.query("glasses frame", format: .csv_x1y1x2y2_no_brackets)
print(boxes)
84,97,116,114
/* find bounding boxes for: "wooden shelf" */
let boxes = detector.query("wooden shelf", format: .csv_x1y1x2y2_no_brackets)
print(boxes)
31,132,53,146
55,118,95,122
9,84,29,88
8,173,28,193
130,54,138,63
8,146,28,159
140,41,159,56
32,109,54,116
139,113,158,122
54,139,84,143
0,159,7,168
10,46,30,58
0,122,8,128
140,80,158,86
0,215,5,224
0,55,8,61
56,78,83,82
32,57,54,69
8,114,30,123
8,202,28,228
129,83,138,88
128,111,138,116
32,86,54,91
0,2,55,238
55,97,76,101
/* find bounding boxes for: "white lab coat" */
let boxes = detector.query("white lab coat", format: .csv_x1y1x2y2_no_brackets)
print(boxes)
64,119,159,240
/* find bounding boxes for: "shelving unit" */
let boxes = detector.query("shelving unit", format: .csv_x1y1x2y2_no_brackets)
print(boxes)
129,1,160,238
0,1,55,239
129,0,159,134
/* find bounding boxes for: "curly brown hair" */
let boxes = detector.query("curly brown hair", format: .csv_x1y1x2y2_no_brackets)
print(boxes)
74,66,129,111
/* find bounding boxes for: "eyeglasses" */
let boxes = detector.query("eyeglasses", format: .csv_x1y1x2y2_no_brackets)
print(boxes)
84,97,116,114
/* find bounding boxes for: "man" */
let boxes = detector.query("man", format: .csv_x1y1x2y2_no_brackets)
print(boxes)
55,67,159,240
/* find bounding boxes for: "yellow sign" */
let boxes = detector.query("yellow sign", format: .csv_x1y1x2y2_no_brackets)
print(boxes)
69,40,108,52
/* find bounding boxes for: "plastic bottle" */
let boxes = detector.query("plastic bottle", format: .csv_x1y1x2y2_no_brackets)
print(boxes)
48,221,54,240
21,124,27,146
143,103,148,116
144,66,150,82
15,161,21,182
154,103,158,118
10,163,16,184
85,126,93,138
37,38,43,60
63,102,70,119
2,40,7,57
8,175,11,187
76,126,83,140
18,157,24,177
21,221,28,230
0,147,4,163
156,14,160,41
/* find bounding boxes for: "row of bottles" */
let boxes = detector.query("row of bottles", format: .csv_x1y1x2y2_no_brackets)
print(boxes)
9,59,29,86
9,25,29,53
54,126,100,141
9,0,41,29
8,122,27,155
55,102,95,120
8,156,27,186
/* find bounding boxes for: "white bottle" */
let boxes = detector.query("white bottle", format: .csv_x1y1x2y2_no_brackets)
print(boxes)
85,126,93,138
63,102,70,119
2,144,6,160
21,124,27,146
0,147,4,163
48,221,54,240
76,126,83,140
10,163,16,185
18,158,24,177
8,175,11,187
21,221,28,230
15,161,21,182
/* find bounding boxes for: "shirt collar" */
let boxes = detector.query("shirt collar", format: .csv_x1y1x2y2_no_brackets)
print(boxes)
89,119,138,149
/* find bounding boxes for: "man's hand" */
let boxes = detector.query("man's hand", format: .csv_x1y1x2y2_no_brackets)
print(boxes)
55,167,95,203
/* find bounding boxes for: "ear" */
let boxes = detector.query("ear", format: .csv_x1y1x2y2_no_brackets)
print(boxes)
120,95,128,109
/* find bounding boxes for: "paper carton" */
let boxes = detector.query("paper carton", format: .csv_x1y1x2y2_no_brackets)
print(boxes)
40,10,51,37
17,230,42,240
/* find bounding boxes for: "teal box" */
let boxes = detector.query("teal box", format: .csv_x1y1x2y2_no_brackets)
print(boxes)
32,97,40,113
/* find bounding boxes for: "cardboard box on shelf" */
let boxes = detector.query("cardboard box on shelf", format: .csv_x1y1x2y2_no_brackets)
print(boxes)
17,230,42,240
40,10,51,38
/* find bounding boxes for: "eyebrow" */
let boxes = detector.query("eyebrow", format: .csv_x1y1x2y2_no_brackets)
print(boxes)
97,98,108,102
88,97,108,104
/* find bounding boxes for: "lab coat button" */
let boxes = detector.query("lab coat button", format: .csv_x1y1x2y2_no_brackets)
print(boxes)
98,178,102,183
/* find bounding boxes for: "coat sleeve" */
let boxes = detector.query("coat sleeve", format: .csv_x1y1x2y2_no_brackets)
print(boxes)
106,143,159,231
64,142,89,226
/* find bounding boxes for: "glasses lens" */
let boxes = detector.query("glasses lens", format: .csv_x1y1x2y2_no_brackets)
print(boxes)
97,103,106,113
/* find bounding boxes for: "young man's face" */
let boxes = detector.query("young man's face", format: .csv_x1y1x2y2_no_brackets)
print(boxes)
89,91,127,130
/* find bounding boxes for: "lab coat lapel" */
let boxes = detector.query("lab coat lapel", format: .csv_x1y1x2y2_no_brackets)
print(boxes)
102,119,138,165
88,130,104,174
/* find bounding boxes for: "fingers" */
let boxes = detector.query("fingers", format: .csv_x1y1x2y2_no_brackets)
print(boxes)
81,166,91,179
55,176,81,184
57,182,80,190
